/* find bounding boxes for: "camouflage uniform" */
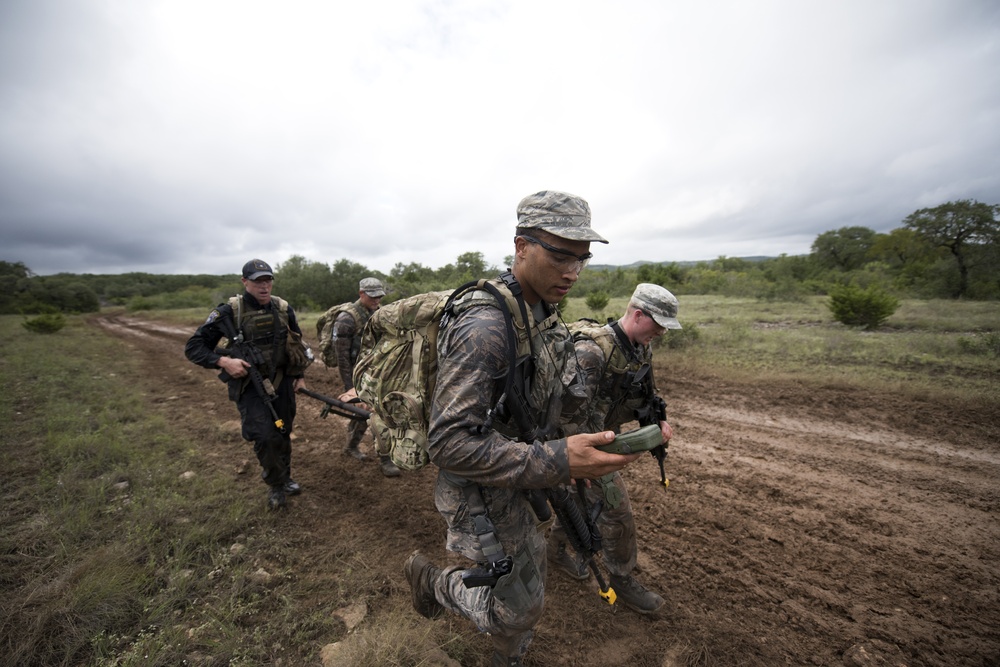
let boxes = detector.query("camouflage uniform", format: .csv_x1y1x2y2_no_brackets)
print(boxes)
425,280,575,659
333,300,375,451
558,326,658,577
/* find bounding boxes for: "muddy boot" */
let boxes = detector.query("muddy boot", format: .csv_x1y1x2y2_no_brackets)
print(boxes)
343,443,368,461
609,573,664,615
548,542,589,580
404,551,444,619
491,652,524,667
379,455,401,478
267,486,286,510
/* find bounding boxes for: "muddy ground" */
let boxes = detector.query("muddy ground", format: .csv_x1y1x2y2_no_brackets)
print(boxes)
94,313,1000,667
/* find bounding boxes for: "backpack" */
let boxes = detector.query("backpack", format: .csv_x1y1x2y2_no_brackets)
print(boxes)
316,300,369,368
566,318,631,376
352,277,529,471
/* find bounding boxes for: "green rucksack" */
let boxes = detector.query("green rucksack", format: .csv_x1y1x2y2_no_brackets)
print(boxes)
315,300,369,368
352,278,528,471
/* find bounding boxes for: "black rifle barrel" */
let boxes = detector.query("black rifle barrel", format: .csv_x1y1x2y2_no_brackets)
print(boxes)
296,388,371,421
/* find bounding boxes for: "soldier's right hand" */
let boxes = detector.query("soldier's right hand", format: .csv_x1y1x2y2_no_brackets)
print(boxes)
218,356,250,378
566,431,641,480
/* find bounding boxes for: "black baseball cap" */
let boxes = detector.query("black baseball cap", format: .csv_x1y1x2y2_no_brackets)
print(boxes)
242,259,274,280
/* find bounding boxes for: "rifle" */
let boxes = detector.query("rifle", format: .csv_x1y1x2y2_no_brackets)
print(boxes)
632,364,669,490
296,387,371,421
215,312,287,434
502,343,618,605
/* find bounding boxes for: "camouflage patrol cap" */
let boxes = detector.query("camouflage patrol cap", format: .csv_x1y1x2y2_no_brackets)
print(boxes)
242,258,274,281
359,277,386,297
630,283,682,330
516,190,609,244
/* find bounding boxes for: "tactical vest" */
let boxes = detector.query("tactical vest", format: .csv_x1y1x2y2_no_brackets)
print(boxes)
228,294,290,380
569,321,653,433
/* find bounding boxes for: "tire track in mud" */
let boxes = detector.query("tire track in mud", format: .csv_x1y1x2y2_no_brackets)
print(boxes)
646,393,1000,666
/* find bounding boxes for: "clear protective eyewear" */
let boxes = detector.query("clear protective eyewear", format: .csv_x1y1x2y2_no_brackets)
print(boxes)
518,234,593,274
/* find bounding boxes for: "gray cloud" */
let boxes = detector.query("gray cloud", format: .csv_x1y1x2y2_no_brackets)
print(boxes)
1,0,998,276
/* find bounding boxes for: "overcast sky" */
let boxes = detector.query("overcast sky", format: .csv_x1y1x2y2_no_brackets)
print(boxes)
1,0,998,277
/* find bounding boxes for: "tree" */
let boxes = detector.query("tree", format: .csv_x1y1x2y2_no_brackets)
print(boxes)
903,199,1000,298
811,226,878,271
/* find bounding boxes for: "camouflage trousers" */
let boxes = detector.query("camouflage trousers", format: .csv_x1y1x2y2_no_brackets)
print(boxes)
431,526,547,659
550,471,637,576
346,417,368,449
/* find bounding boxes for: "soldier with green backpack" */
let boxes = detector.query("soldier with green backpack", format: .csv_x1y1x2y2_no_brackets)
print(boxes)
317,277,400,477
395,191,643,667
551,283,682,615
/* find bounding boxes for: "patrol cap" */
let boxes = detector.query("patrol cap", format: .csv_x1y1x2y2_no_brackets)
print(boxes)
630,283,682,330
242,259,274,281
359,277,386,297
516,190,608,244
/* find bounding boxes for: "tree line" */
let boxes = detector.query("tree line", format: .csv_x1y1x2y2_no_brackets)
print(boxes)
2,199,997,316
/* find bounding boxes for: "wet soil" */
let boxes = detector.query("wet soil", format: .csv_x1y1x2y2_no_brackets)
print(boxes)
93,313,1000,667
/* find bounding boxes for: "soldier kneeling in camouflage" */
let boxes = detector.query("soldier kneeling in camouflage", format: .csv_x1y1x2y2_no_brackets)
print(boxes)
553,283,682,614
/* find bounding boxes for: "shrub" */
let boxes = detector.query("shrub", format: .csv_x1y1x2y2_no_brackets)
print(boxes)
662,323,701,349
827,285,900,330
22,312,66,334
958,331,1000,358
585,290,610,315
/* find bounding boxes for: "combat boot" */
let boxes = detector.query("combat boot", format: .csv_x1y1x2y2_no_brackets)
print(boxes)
609,573,664,614
404,551,444,619
548,542,589,580
343,444,368,461
379,455,401,478
491,652,523,666
267,486,286,510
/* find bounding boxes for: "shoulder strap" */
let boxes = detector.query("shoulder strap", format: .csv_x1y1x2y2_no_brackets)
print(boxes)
609,320,642,365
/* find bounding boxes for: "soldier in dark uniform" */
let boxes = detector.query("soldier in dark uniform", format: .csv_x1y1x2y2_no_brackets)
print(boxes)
184,259,309,510
553,283,682,614
403,191,642,667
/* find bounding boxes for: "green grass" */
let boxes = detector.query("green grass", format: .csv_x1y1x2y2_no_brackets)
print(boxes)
0,315,319,665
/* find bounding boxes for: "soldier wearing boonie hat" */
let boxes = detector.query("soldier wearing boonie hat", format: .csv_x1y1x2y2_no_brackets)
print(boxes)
552,282,682,616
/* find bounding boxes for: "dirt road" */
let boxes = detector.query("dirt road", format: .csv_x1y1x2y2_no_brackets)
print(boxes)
94,313,1000,666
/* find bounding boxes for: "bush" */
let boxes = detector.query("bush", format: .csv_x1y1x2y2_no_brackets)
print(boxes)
22,312,66,333
958,331,1000,358
585,290,610,315
662,323,701,349
827,285,900,330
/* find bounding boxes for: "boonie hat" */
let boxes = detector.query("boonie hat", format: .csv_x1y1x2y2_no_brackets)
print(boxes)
516,190,609,244
630,283,682,330
359,277,386,297
242,259,274,281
